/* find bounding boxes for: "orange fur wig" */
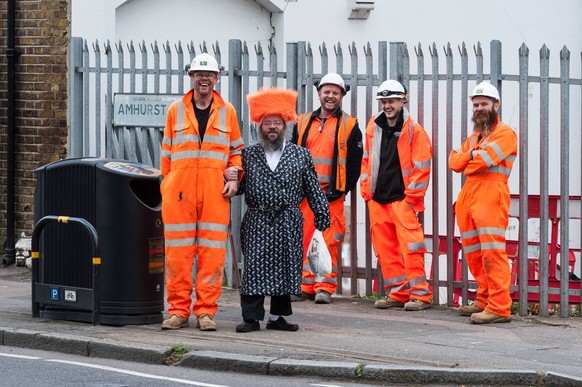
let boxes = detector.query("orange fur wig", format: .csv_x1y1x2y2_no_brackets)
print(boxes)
247,87,298,124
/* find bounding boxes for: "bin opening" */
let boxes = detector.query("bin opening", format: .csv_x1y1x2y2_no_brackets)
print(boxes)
130,180,161,208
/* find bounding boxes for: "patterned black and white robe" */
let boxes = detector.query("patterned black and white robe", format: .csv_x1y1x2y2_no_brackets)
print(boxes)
238,141,330,296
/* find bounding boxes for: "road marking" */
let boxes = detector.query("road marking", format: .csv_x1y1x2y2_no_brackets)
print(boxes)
44,359,227,387
0,353,42,360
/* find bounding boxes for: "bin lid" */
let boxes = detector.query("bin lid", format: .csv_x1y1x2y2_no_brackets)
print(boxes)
100,161,160,177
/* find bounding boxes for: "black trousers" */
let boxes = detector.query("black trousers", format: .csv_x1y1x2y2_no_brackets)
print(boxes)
240,294,292,321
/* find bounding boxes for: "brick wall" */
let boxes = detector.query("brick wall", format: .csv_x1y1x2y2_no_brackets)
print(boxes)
0,0,70,245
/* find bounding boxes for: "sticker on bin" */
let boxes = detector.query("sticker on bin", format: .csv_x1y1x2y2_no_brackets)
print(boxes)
64,290,77,302
103,161,160,176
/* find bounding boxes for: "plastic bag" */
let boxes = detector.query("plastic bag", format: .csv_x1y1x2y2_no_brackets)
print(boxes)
307,230,332,277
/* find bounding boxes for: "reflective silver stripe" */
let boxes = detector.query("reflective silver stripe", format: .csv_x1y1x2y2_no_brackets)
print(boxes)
408,241,427,252
487,142,505,161
408,275,427,287
462,241,506,254
176,102,185,131
198,238,227,249
408,181,428,190
172,150,230,163
487,165,512,176
481,241,506,250
313,157,333,166
360,173,368,180
230,149,242,156
363,151,369,157
162,137,172,146
166,237,196,247
302,263,311,271
402,168,412,177
474,149,495,167
161,149,171,158
338,156,346,166
165,223,197,232
171,150,200,160
462,242,481,254
318,175,331,183
469,137,477,148
171,133,201,146
452,148,462,153
506,154,516,163
390,283,410,292
200,150,229,162
302,277,315,285
199,222,229,233
316,277,337,284
218,106,226,132
231,137,244,148
413,159,431,168
461,227,506,239
334,232,344,241
410,288,430,296
384,274,407,286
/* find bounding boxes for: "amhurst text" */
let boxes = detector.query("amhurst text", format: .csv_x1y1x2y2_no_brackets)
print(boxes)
118,103,169,116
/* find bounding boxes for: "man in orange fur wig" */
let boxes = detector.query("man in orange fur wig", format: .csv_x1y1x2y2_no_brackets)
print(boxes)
231,88,330,333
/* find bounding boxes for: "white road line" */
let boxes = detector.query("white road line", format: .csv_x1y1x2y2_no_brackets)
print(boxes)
0,353,42,360
44,359,228,387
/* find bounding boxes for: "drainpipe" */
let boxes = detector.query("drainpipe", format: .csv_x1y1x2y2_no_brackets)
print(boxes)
4,0,19,266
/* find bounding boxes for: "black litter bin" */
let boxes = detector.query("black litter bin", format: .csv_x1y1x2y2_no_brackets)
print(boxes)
34,158,165,325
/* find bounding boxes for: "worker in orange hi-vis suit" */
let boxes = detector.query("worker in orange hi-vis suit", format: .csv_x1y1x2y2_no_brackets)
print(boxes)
160,52,244,332
291,73,363,305
360,79,433,312
449,81,517,324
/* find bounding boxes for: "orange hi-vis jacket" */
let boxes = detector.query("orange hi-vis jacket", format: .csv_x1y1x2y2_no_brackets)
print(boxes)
360,107,432,212
449,118,517,181
160,89,244,319
295,108,360,200
161,90,243,178
449,117,517,317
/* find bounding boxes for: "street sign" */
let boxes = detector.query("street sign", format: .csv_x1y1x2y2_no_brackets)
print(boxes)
113,93,182,127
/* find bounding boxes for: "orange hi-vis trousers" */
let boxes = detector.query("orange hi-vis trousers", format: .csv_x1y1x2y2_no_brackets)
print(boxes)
300,197,345,295
161,168,230,319
455,179,512,317
368,199,431,303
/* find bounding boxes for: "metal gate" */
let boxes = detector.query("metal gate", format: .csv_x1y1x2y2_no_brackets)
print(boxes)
70,37,582,317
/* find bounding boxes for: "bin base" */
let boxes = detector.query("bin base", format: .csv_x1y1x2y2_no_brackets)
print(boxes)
40,309,163,326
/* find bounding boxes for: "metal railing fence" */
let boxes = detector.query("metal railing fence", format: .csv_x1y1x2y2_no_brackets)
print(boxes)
70,37,582,317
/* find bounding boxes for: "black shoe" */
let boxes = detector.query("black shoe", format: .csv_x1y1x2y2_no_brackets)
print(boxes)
266,317,298,331
290,291,315,302
236,320,260,333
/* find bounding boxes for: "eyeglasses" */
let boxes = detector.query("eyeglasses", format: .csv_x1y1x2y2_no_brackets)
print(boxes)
261,120,285,127
192,72,217,79
376,89,405,98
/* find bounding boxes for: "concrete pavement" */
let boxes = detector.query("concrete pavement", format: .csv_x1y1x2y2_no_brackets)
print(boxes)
1,264,581,386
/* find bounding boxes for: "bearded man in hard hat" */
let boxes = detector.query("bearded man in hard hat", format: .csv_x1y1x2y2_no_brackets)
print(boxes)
290,73,363,304
360,79,433,311
449,81,517,324
234,88,330,333
160,52,244,332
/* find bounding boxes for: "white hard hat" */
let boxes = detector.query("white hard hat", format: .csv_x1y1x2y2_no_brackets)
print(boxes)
376,79,407,100
469,81,500,101
188,53,220,74
317,73,347,93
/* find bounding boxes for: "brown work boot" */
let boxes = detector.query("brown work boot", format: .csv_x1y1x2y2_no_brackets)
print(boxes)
314,290,332,304
470,310,511,324
161,314,189,330
197,313,217,331
458,304,484,316
404,299,431,311
374,296,405,309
